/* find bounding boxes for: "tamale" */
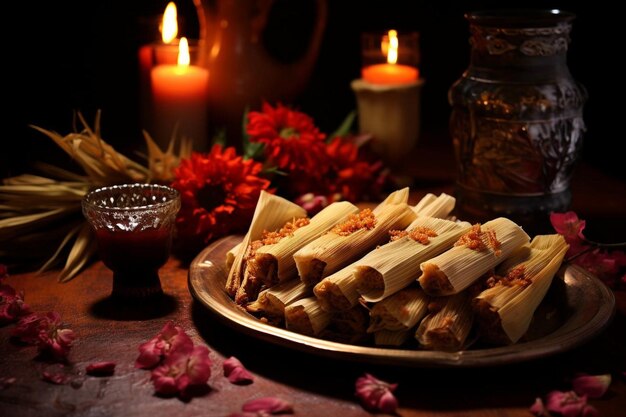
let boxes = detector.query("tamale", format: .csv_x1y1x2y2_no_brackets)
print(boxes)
354,216,471,302
319,305,370,344
294,188,416,286
236,217,310,304
418,217,530,296
415,291,474,351
374,329,411,347
367,287,430,333
233,200,356,305
473,234,569,344
284,297,332,336
246,279,311,324
412,192,456,219
251,201,358,286
226,191,306,297
313,262,361,312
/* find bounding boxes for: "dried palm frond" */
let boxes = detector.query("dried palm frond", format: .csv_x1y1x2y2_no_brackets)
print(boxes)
0,111,190,281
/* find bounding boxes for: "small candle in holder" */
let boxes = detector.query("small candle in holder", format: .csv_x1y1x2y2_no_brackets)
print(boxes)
150,37,209,151
361,30,419,85
352,30,424,165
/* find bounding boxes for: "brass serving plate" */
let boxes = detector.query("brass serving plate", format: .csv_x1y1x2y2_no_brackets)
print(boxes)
188,235,616,367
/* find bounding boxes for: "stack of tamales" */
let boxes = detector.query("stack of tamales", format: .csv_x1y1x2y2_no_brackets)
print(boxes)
221,189,569,351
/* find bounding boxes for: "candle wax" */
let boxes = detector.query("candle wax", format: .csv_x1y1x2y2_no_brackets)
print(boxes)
362,63,419,85
150,64,209,149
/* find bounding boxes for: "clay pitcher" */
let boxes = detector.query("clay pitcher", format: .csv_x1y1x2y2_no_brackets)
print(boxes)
193,0,328,145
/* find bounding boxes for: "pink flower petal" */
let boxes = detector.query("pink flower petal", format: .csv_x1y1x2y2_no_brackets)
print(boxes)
150,345,212,396
227,367,254,385
530,397,545,416
241,397,294,414
12,311,75,360
546,390,589,417
11,313,45,343
86,361,116,376
582,405,600,417
355,373,399,413
572,374,611,399
223,356,254,384
184,345,212,386
550,212,586,243
135,321,194,369
151,373,178,396
41,371,70,385
0,284,30,324
295,193,328,215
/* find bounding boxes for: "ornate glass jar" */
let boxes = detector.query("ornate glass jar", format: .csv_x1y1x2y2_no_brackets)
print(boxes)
449,10,586,232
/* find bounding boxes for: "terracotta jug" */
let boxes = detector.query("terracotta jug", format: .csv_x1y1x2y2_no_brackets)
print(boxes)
193,0,328,144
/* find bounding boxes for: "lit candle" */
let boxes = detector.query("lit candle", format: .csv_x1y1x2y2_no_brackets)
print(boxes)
362,30,419,85
150,37,209,150
139,2,180,142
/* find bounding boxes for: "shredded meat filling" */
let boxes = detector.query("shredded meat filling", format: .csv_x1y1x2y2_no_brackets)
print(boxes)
389,226,438,244
454,223,502,256
486,265,531,288
331,209,376,236
250,217,310,255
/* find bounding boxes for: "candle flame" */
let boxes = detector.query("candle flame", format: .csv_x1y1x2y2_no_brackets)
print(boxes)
178,37,190,66
161,2,178,44
385,30,398,65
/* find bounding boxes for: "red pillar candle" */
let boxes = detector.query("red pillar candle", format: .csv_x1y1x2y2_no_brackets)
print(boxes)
150,37,209,150
362,63,419,85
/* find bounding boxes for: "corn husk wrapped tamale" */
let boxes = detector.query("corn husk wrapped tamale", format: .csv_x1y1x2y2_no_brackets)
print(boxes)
319,305,370,344
226,191,306,299
415,290,475,351
313,262,361,312
473,234,569,345
249,201,358,287
284,297,332,336
412,192,456,219
246,279,311,324
226,242,243,271
294,188,416,286
374,329,411,347
418,217,530,296
367,287,430,333
237,217,312,304
234,201,356,305
313,194,459,312
354,216,471,302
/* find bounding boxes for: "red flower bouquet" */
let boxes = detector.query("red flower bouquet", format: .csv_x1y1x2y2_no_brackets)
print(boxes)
171,102,389,255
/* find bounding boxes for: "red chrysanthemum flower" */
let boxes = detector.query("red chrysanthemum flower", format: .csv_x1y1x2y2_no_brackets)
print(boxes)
324,136,388,203
246,102,328,173
171,145,272,249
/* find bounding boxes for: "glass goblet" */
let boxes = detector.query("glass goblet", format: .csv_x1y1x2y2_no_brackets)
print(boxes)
82,183,180,299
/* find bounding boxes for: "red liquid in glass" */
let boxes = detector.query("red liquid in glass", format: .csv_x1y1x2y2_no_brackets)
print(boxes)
96,228,172,297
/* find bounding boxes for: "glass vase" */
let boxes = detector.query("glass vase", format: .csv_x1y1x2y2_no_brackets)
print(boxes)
448,9,586,233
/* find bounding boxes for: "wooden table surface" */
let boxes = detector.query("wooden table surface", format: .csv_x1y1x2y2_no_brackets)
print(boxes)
2,139,626,417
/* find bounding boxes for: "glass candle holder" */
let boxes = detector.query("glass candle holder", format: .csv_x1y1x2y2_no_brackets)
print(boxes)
82,184,181,299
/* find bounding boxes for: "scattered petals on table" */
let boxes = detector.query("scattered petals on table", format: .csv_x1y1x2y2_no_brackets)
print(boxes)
223,356,254,384
355,373,399,414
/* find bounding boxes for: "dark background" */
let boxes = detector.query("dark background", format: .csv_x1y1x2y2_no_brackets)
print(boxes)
4,0,623,181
